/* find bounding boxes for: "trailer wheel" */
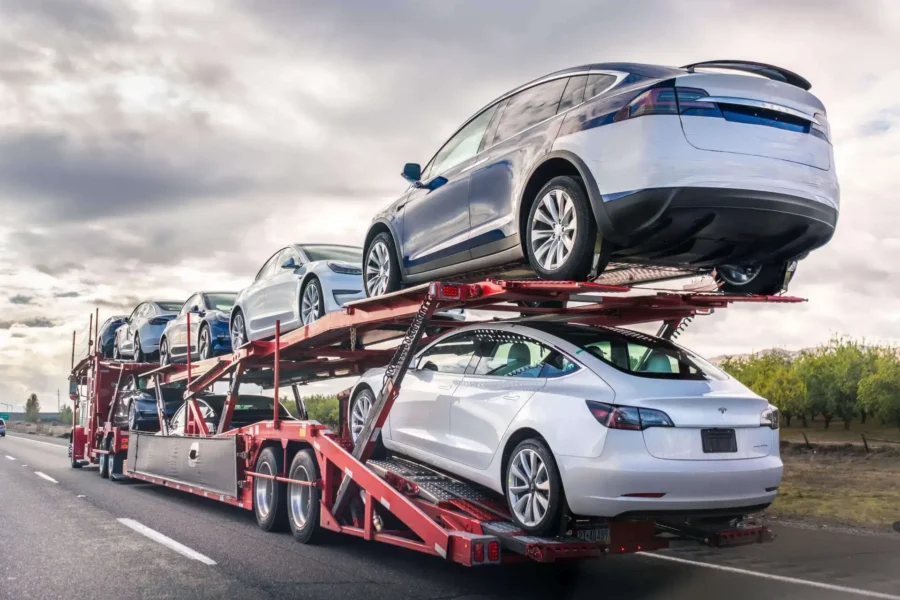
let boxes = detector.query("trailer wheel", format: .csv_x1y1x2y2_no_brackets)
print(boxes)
98,439,110,479
109,448,123,481
254,447,287,532
287,449,322,544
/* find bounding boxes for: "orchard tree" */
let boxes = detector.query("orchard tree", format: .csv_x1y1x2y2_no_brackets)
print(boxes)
858,352,900,431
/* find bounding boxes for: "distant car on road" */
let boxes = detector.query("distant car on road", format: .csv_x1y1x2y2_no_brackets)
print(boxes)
362,60,838,297
113,301,182,362
159,292,237,366
97,315,128,358
111,374,184,432
0,417,6,437
230,244,365,347
167,394,294,435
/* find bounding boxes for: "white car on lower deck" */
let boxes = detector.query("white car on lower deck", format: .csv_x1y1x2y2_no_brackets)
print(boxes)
348,321,780,535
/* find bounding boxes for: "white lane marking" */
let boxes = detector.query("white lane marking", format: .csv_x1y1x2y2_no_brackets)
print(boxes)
5,455,15,460
6,435,68,449
117,519,216,565
34,471,58,483
638,552,900,600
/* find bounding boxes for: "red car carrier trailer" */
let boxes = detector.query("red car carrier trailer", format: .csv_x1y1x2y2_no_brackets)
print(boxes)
68,279,797,566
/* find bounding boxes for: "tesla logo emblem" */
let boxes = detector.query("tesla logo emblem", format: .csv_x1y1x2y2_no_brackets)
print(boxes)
718,407,728,415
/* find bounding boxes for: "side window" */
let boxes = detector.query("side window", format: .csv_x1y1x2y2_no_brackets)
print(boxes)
129,304,143,321
493,78,568,144
417,332,478,375
584,73,618,100
471,331,579,378
256,250,284,281
557,76,588,113
429,105,498,177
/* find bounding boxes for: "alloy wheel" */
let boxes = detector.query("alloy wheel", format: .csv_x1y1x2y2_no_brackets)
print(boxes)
231,314,246,349
289,465,312,529
530,189,577,272
159,340,169,366
255,461,274,519
507,448,551,527
365,241,391,297
350,394,373,443
301,282,322,325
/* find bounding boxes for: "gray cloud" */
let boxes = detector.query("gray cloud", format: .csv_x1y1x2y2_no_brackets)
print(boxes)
54,291,80,298
35,262,85,276
9,294,33,304
0,317,57,329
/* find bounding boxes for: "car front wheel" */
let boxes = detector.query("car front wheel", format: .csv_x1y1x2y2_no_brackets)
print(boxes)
231,311,248,349
504,438,563,536
159,338,170,366
525,176,596,282
134,335,145,363
300,277,325,325
198,325,213,360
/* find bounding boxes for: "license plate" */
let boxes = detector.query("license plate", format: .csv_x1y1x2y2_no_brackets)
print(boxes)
575,524,610,543
702,428,737,453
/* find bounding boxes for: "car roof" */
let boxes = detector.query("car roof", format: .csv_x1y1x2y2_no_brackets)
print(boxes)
293,243,363,250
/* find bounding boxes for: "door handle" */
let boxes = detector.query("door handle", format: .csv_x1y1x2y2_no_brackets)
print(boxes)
503,395,519,400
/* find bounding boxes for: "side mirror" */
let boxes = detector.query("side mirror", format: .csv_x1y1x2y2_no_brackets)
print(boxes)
189,305,202,314
401,162,421,183
282,257,297,269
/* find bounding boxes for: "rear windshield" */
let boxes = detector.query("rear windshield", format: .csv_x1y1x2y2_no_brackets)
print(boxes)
540,325,727,381
0,418,5,426
203,293,237,312
300,245,363,263
199,395,290,417
156,302,183,312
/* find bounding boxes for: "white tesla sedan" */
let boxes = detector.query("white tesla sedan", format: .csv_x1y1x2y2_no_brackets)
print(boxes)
231,244,365,346
348,322,781,535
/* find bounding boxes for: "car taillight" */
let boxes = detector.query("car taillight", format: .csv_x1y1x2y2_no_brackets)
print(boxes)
760,406,780,430
811,112,831,143
614,87,717,121
473,541,485,563
487,541,500,562
585,401,674,430
149,317,170,326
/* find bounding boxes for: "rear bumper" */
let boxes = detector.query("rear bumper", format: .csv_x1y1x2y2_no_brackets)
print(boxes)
556,452,782,518
599,186,838,266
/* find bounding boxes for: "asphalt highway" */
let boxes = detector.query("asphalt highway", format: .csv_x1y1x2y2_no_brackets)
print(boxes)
1,431,899,600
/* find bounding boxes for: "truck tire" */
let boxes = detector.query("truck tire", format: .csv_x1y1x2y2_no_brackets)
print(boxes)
109,447,123,481
287,449,322,544
98,439,110,479
253,447,287,532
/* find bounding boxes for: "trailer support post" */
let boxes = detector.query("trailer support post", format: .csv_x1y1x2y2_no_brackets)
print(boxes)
219,363,244,433
291,384,307,420
273,320,281,429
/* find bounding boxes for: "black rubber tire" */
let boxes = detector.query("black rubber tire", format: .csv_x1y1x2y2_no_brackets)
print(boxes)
300,277,325,325
363,232,402,297
504,438,564,536
159,338,170,366
198,325,212,360
109,446,123,480
134,335,145,363
525,176,596,282
517,300,568,310
286,449,322,544
98,438,110,479
347,388,386,459
254,447,288,532
715,262,792,295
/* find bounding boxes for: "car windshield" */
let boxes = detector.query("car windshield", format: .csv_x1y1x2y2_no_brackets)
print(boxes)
198,395,291,417
203,293,237,312
156,302,183,312
533,324,727,381
299,245,363,263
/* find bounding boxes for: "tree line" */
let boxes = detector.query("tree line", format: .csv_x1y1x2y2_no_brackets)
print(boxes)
720,337,900,430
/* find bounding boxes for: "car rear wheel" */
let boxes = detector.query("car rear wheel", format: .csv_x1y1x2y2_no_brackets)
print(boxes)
715,261,796,295
198,325,212,360
231,311,248,349
364,232,401,297
287,449,322,544
525,176,596,282
254,447,288,532
300,277,325,325
128,401,140,432
505,438,563,536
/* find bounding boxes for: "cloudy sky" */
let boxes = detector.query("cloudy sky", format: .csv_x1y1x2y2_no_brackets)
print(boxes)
1,0,898,411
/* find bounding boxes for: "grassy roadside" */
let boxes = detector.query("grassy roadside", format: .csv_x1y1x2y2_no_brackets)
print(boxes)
778,418,900,444
770,443,900,531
